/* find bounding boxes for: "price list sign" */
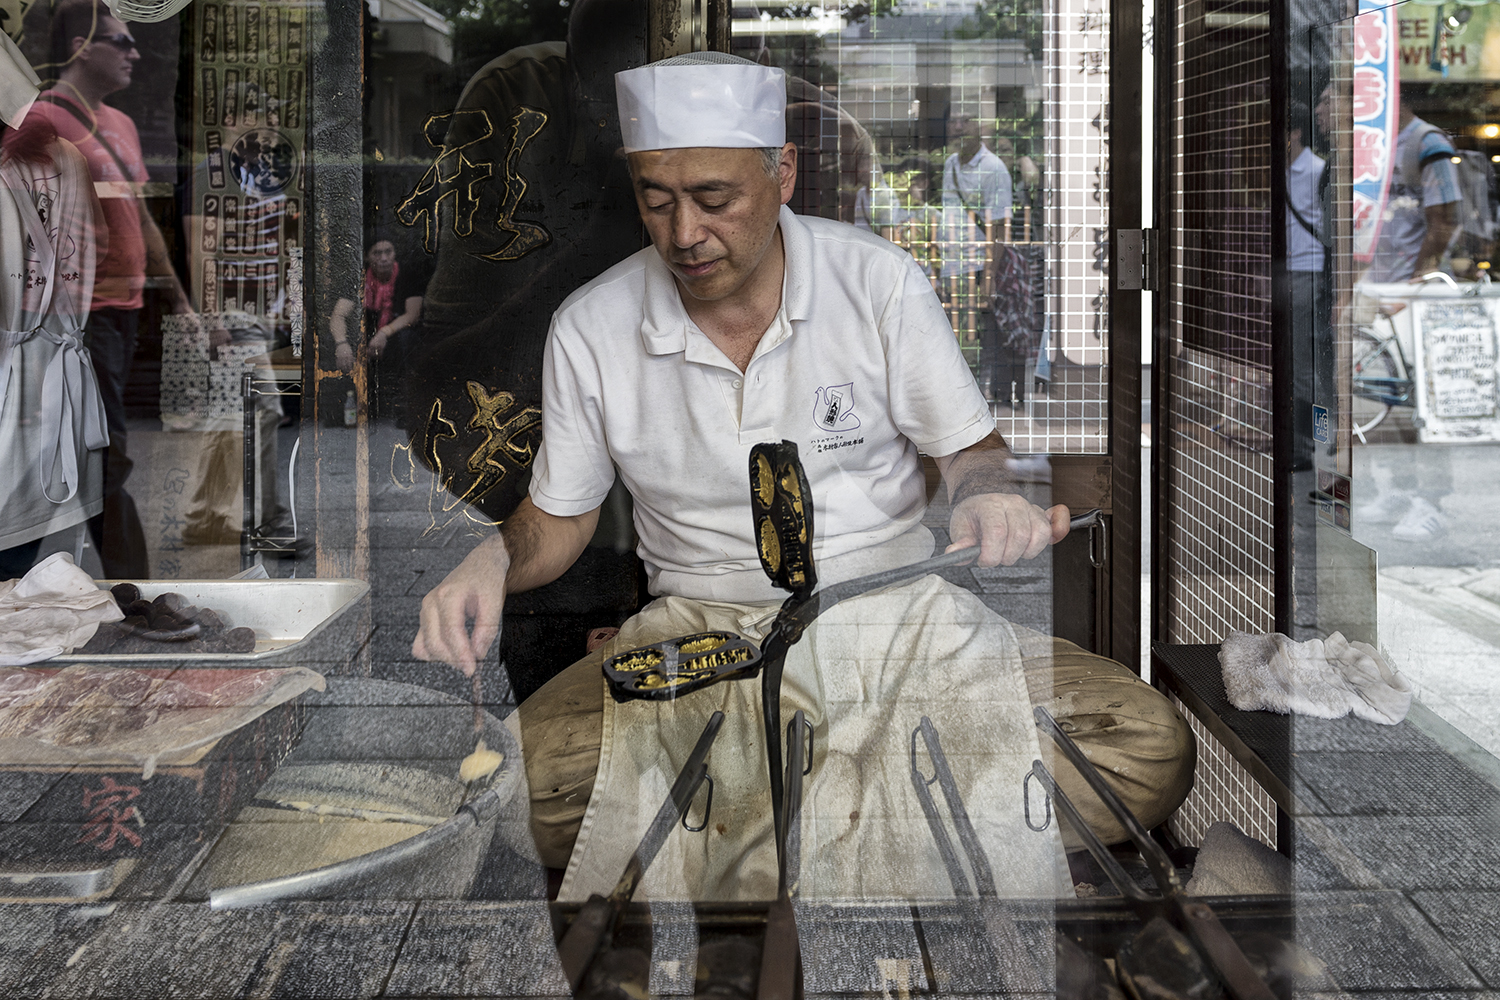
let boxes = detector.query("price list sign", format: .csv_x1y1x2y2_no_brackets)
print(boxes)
1415,298,1500,442
188,0,305,329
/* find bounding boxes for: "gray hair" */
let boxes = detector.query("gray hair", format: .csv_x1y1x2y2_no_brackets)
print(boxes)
626,145,785,180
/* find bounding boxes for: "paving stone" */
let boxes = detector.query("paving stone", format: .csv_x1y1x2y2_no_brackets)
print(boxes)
1288,829,1361,892
40,901,413,998
1413,891,1500,988
643,900,699,996
792,902,929,995
1293,753,1500,817
1320,817,1500,890
0,771,68,824
912,901,1055,993
0,904,118,996
1290,714,1441,753
382,900,569,997
1292,891,1484,992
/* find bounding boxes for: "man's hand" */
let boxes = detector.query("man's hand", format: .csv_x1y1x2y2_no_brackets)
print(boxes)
413,533,510,676
413,499,600,676
947,494,1070,567
369,329,391,359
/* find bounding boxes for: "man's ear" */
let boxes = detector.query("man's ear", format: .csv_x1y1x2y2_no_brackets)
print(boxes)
778,141,797,205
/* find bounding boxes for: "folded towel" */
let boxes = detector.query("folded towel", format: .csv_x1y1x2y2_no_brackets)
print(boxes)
1219,630,1411,725
1184,821,1290,896
0,553,122,665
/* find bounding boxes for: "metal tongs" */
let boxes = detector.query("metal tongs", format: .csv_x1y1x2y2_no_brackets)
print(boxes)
757,709,810,1000
910,717,1044,988
1028,707,1277,1000
556,710,725,991
605,441,1102,869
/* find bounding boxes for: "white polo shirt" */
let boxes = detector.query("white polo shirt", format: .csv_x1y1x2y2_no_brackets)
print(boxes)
529,206,993,603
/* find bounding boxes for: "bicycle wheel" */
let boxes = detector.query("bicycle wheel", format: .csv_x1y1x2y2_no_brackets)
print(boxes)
1352,328,1396,439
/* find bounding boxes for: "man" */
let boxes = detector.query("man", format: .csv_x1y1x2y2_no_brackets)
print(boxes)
1287,97,1331,471
330,235,431,422
940,116,1024,407
1361,101,1458,540
1369,104,1460,283
32,0,203,577
416,55,1191,899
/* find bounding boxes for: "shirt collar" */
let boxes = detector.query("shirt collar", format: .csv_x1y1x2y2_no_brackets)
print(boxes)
961,143,995,168
639,205,813,358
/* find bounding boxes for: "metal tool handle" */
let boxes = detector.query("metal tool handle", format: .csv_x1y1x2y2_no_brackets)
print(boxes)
779,711,810,899
1033,706,1180,893
761,711,808,1000
911,726,974,897
557,711,725,990
914,716,998,897
1027,760,1155,904
1031,710,1278,1000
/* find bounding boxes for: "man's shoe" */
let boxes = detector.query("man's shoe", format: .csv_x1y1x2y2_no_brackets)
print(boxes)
1392,497,1445,540
1354,490,1411,526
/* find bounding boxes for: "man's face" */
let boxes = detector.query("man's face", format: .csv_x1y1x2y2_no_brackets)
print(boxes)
367,241,397,280
952,118,982,161
1313,87,1332,140
629,144,795,303
74,15,139,95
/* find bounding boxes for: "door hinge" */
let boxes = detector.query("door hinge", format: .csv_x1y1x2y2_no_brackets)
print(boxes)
1115,228,1156,292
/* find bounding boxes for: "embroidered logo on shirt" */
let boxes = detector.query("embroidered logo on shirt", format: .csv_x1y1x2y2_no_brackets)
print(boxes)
813,383,861,433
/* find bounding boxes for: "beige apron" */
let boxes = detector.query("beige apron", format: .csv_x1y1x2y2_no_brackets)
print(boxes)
554,575,1070,903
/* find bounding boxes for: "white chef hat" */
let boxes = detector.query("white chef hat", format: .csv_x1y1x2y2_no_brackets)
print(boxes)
616,52,786,153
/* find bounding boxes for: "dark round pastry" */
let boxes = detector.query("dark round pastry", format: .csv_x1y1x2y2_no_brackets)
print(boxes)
222,627,258,653
110,583,141,606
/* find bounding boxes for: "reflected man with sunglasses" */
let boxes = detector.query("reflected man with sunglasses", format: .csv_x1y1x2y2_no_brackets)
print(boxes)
33,0,202,578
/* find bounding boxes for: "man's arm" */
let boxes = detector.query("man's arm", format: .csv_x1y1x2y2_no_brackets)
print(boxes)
933,431,1070,567
330,297,356,369
138,204,195,312
413,497,599,675
1414,200,1460,277
371,295,423,359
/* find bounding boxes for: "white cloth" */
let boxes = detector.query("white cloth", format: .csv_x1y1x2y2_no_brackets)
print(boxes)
528,206,993,603
616,54,786,152
1183,821,1291,897
0,135,108,550
1287,146,1326,273
940,144,1012,277
1219,630,1412,725
0,31,39,128
0,552,121,664
553,575,1071,903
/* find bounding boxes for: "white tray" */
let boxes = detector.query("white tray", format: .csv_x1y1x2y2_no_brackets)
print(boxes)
54,579,370,662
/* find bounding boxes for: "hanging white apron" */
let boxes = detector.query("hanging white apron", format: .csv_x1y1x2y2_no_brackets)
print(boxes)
557,575,1071,904
0,140,108,550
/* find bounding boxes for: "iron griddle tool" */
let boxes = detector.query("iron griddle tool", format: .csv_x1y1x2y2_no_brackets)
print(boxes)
1030,706,1276,1000
909,716,1044,988
758,709,809,1000
556,710,725,990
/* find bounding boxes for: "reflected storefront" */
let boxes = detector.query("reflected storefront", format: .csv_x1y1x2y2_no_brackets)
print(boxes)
0,0,1495,994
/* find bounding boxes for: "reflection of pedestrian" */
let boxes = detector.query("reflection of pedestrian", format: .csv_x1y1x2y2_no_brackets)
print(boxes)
940,116,1025,406
32,1,204,577
886,163,940,286
331,236,430,421
0,108,109,577
1358,99,1459,540
1286,97,1332,470
1369,104,1461,283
